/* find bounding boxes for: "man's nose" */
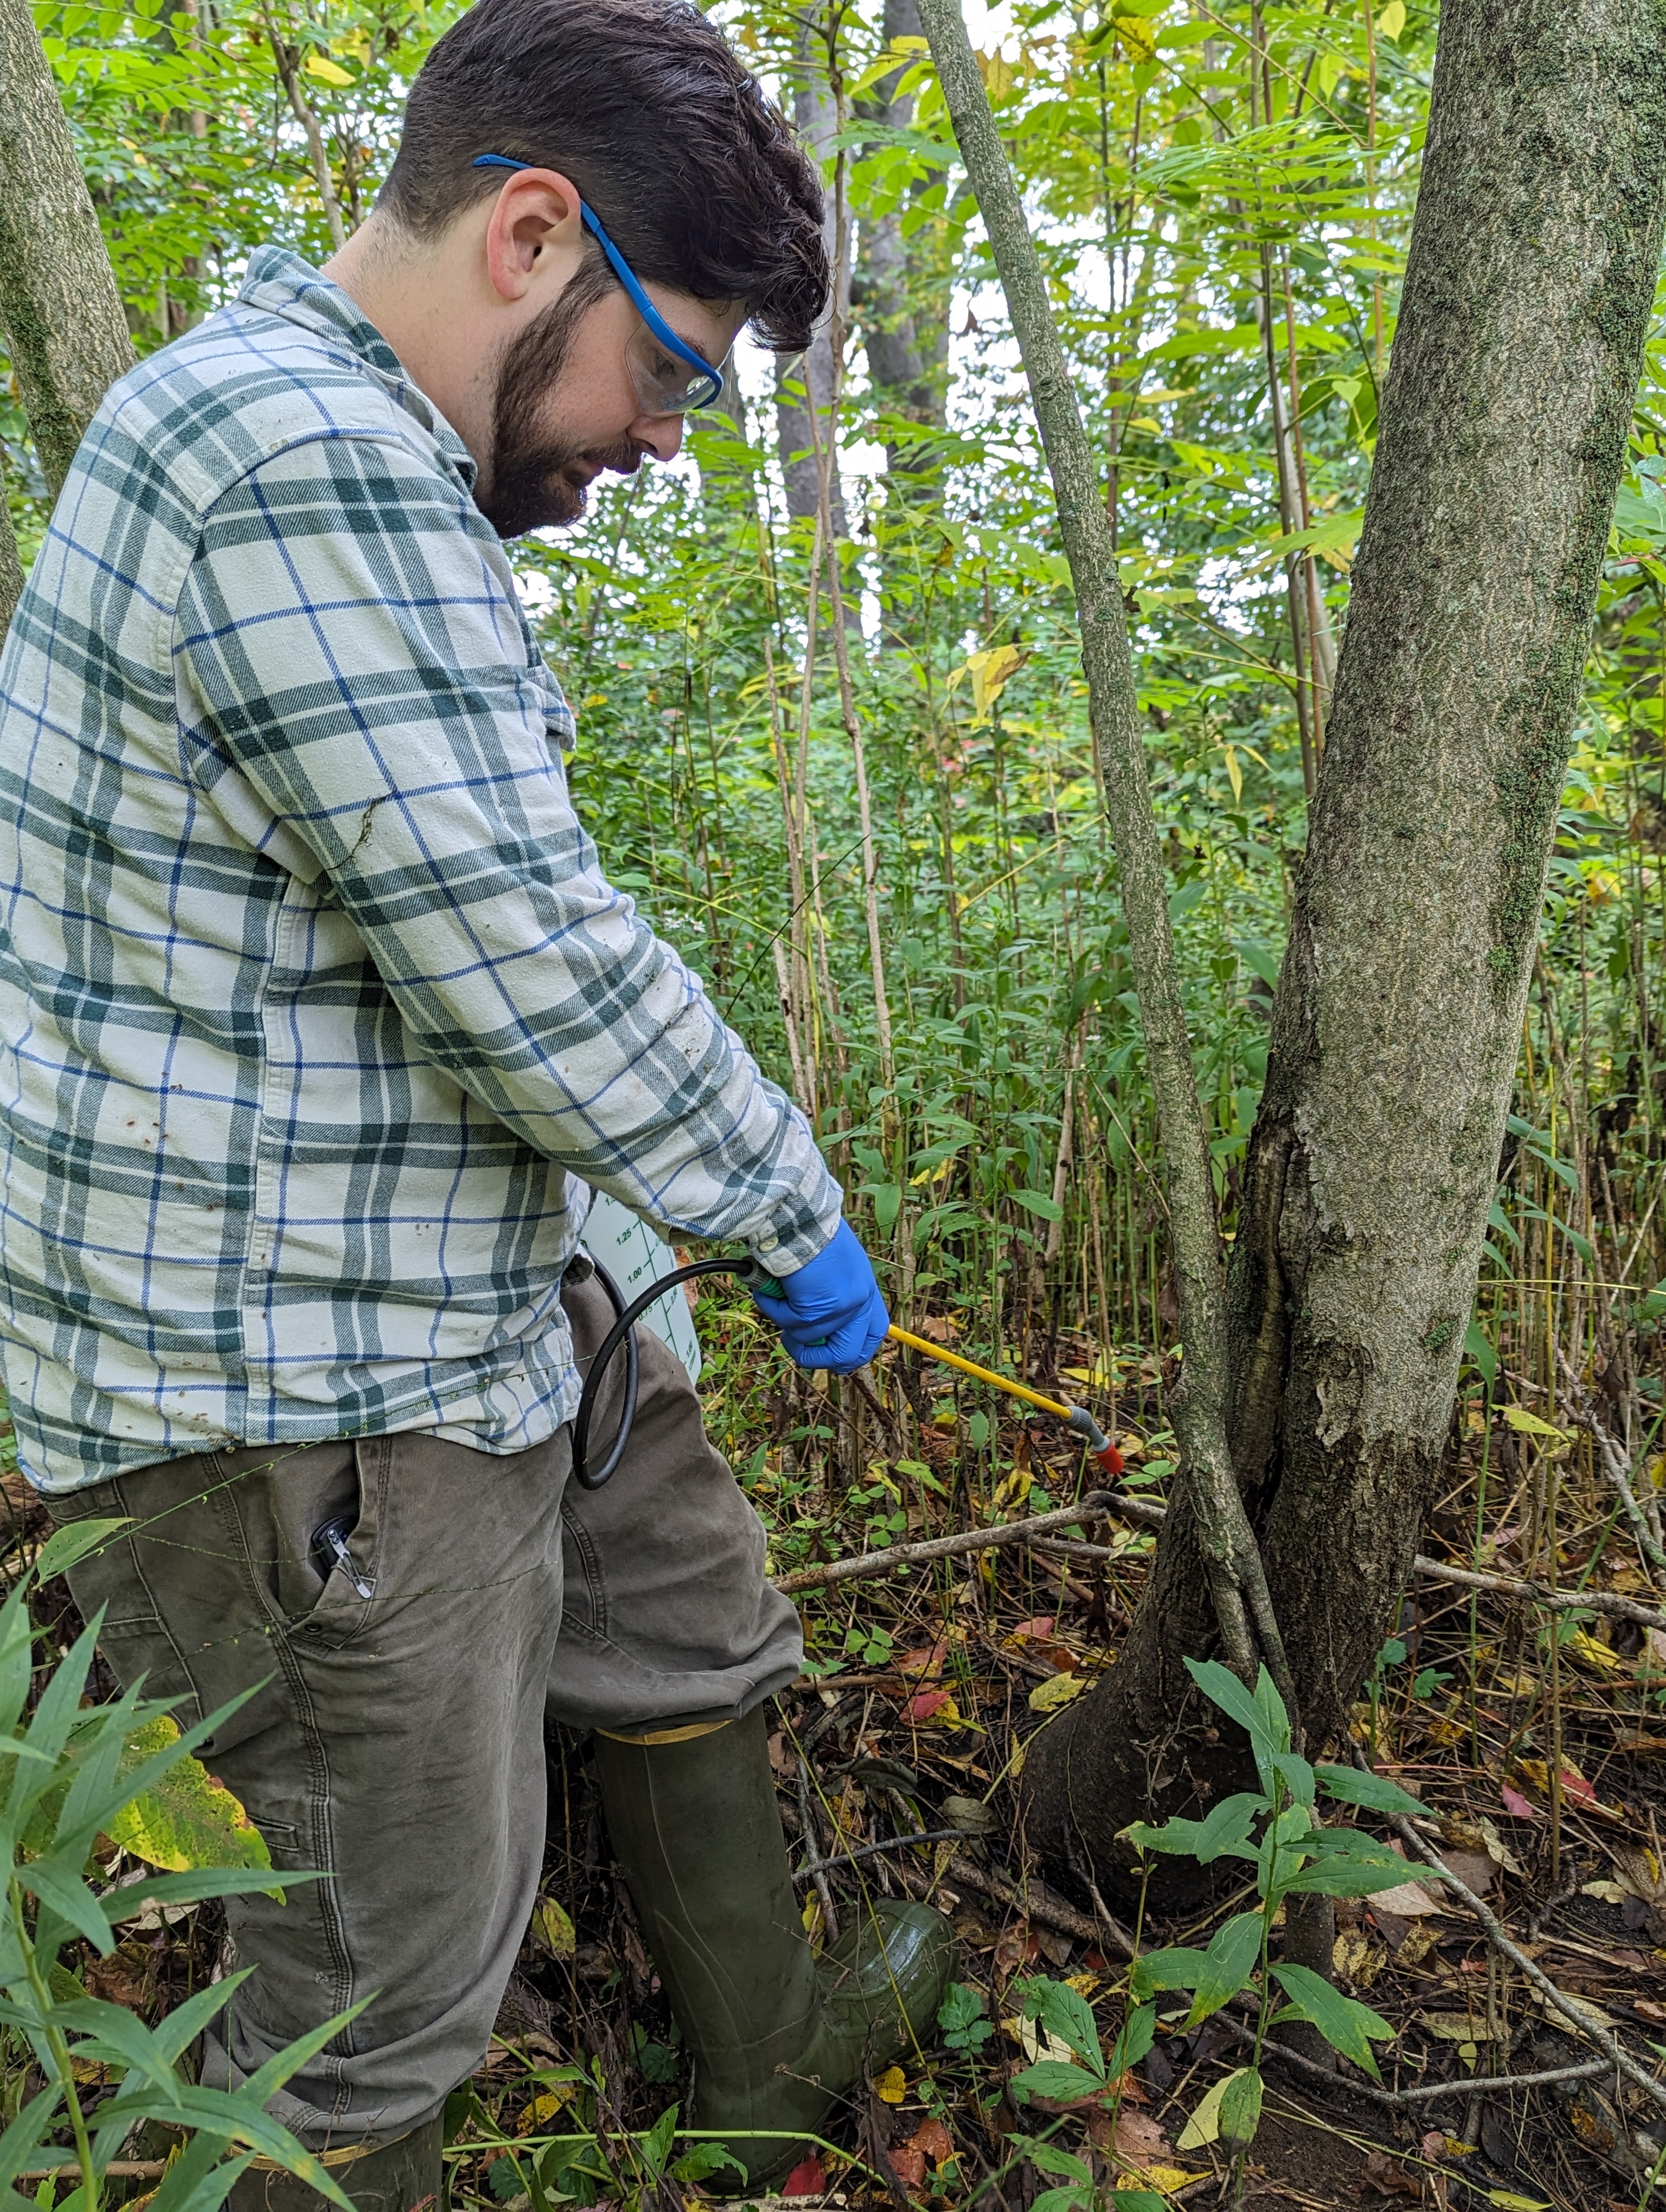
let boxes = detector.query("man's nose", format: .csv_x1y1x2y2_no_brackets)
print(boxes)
633,413,684,464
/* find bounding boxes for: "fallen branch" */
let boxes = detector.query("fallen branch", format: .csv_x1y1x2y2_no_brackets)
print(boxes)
1213,2004,1610,2111
779,1487,1666,1632
772,1493,1119,1594
1355,1746,1666,2121
1411,1552,1666,1631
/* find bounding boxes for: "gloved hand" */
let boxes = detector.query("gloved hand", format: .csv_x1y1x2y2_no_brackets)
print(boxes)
751,1220,890,1373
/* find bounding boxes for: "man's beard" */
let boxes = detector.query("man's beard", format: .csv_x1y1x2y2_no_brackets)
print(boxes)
481,263,643,538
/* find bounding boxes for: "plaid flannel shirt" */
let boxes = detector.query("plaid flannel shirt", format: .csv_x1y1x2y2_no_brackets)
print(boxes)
0,248,841,1494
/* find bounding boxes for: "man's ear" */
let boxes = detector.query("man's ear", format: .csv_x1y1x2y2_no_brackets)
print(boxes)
482,168,586,304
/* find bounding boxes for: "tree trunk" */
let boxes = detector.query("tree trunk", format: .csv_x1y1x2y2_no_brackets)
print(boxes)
776,20,849,535
1024,0,1666,1893
855,0,949,486
0,0,133,512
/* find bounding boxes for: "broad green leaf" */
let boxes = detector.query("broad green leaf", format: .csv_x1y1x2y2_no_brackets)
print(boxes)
1023,2142,1094,2184
1131,1945,1209,1999
1314,1764,1428,1818
1108,2002,1156,2075
1271,1963,1394,2075
1269,1751,1315,1810
107,1716,272,1875
1189,1792,1265,1862
1021,1976,1104,2073
1218,2065,1263,2149
1186,1912,1263,2025
1010,2059,1110,2104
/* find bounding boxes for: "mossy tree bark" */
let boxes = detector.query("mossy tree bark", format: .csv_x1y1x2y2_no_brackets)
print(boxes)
0,0,134,625
1022,0,1666,1893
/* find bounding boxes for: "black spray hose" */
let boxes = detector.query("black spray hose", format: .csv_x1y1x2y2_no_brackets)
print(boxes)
573,1253,776,1489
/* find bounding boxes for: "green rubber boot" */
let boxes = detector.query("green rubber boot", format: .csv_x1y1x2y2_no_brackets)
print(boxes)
228,2116,444,2212
594,1710,956,2194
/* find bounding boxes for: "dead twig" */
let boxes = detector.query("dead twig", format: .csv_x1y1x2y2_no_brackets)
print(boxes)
1354,1745,1666,2121
1213,2004,1610,2109
773,1493,1119,1593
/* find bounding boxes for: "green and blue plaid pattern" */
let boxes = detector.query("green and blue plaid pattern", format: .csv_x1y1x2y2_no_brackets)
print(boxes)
0,248,840,1493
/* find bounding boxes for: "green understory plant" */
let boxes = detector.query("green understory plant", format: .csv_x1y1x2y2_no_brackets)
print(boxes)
0,1517,358,2212
990,1660,1424,2206
1122,1658,1429,2160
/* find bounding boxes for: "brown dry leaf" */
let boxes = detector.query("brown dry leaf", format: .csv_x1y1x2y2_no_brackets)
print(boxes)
1111,2108,1174,2172
1439,1848,1496,1895
886,2145,927,2191
1420,2011,1498,2044
1334,1928,1388,1989
1363,2153,1423,2200
902,2117,954,2168
1368,1876,1445,1917
992,1922,1035,1980
1612,1732,1666,1756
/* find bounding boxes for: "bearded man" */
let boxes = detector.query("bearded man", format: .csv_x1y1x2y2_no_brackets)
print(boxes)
0,4,953,2204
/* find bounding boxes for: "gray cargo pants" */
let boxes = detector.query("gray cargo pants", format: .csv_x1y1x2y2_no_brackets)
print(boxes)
47,1275,802,2151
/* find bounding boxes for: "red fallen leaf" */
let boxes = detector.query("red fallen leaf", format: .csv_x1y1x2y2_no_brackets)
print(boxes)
1420,2131,1446,2160
904,2117,954,2166
1500,1782,1538,1818
1559,1767,1599,1805
1009,1617,1056,1640
1037,1644,1078,1675
783,2155,825,2197
902,1686,954,1723
895,1642,947,1680
887,2146,927,2190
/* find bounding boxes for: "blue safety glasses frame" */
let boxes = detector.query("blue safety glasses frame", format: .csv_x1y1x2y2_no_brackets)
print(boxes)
472,154,728,414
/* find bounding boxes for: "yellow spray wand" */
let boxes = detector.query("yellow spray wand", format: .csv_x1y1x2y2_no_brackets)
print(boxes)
884,1323,1124,1474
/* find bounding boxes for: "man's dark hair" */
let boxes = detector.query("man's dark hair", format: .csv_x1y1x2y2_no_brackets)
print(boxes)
381,0,829,352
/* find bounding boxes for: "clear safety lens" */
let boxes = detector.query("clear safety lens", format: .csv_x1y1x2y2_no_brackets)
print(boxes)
625,324,728,415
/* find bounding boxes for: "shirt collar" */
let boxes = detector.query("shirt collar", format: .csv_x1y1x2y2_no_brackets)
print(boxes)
237,246,478,488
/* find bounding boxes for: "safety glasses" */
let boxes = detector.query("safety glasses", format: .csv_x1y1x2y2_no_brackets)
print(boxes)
472,155,729,414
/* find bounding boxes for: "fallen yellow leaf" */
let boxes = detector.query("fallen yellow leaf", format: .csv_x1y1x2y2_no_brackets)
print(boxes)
875,2065,907,2105
1029,1673,1088,1714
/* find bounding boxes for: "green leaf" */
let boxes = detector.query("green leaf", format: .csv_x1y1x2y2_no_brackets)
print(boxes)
1130,1945,1209,1999
1010,2059,1110,2104
1218,2065,1263,2150
106,1717,273,1879
1022,2142,1094,2184
1183,1657,1287,1787
1011,1189,1063,1221
1189,1792,1265,1862
672,2143,747,2187
1021,1975,1104,2073
639,2104,677,2176
33,1520,130,1585
1186,1912,1263,2024
1107,2002,1156,2075
1271,1963,1394,2076
1315,1763,1428,1818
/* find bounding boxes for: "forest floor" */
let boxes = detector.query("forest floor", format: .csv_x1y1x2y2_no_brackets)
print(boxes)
16,1290,1666,2212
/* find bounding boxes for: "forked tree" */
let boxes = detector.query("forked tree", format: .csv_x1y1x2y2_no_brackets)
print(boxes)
918,0,1666,1901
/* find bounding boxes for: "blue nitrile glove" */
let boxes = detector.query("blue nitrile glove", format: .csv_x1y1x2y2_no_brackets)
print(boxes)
751,1220,890,1373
